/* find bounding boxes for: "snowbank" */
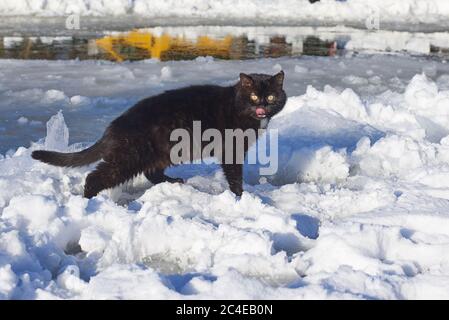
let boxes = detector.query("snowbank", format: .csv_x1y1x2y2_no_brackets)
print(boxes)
1,54,449,299
1,0,449,28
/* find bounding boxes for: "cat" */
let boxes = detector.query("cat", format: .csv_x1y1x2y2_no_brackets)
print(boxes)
32,71,286,198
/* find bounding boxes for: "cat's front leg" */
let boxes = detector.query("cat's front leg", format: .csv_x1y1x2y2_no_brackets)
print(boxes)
144,169,184,184
221,163,243,196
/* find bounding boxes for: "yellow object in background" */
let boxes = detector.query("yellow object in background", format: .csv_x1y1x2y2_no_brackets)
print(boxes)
95,30,233,61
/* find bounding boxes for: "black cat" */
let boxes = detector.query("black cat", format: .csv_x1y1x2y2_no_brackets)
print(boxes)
32,71,287,198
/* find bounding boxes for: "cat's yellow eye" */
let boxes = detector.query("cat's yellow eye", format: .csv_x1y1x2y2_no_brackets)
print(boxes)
267,95,275,102
250,94,259,102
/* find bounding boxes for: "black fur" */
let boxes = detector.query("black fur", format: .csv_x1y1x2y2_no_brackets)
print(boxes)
31,71,287,198
32,141,104,167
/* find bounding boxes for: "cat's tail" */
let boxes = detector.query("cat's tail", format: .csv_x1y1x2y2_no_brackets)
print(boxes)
32,140,104,167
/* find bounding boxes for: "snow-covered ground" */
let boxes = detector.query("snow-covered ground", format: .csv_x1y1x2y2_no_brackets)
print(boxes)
1,54,449,299
1,0,449,30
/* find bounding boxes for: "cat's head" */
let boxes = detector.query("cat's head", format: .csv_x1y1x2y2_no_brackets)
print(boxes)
235,71,286,121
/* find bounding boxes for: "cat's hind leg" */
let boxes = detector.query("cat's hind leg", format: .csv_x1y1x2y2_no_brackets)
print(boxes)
221,163,243,196
84,161,140,198
144,168,184,185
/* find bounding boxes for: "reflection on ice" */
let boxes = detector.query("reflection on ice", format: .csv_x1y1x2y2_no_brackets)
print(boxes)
1,26,449,61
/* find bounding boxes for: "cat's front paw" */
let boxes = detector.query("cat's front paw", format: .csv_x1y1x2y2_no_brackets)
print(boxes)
165,176,184,184
230,185,243,197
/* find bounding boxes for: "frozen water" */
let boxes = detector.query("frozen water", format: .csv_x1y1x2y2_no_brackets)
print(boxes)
44,110,69,151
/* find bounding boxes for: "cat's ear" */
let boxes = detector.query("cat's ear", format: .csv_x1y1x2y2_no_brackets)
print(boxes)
272,70,284,87
239,73,254,88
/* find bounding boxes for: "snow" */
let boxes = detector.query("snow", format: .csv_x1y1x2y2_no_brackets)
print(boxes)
1,0,449,29
17,117,28,125
160,66,172,80
1,54,449,299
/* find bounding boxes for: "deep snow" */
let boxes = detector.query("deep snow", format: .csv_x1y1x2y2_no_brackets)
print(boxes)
1,54,449,299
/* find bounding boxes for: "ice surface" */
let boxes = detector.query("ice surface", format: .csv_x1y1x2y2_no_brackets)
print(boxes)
1,54,449,299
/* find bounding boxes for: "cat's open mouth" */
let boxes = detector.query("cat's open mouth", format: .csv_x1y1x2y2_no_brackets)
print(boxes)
255,107,267,119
